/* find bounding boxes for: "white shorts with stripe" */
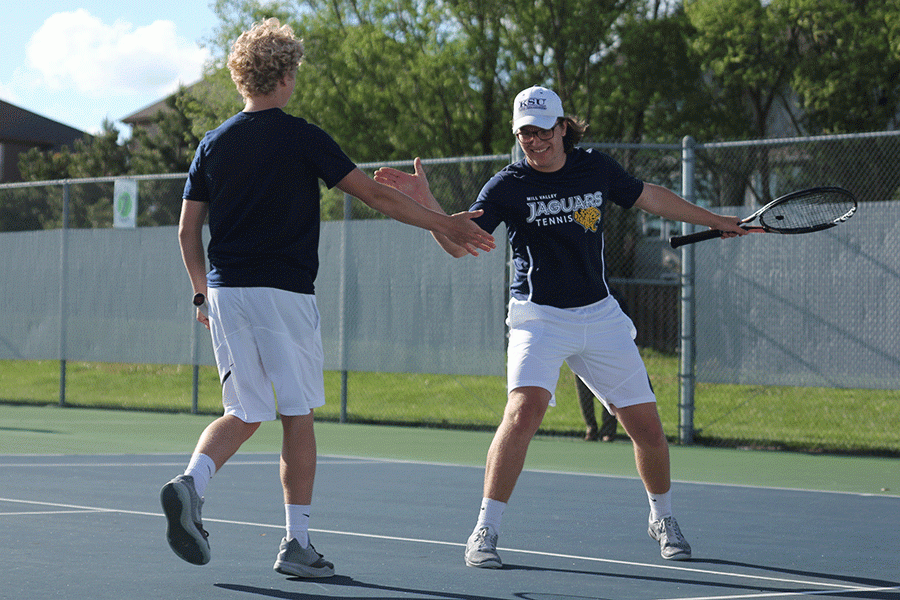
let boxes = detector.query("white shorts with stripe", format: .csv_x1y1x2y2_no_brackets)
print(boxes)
207,287,325,423
506,296,655,412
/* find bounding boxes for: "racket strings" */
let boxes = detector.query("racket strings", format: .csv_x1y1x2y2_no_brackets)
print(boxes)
760,191,856,232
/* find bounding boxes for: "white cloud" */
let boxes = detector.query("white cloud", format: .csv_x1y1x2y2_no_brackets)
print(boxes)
26,9,211,98
0,80,18,104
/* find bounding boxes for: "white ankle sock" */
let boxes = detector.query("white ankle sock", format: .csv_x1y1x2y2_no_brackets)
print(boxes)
285,504,310,547
184,453,216,497
475,497,506,533
647,490,672,521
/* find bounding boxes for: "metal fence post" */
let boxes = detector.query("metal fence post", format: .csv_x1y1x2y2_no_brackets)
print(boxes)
678,136,696,444
58,181,70,407
339,193,352,423
190,318,200,414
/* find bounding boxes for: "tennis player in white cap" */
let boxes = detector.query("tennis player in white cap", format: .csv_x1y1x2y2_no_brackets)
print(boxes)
375,85,745,568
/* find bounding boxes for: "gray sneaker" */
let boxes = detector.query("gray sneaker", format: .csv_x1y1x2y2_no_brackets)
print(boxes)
273,537,335,578
464,526,502,568
648,515,692,560
160,475,210,565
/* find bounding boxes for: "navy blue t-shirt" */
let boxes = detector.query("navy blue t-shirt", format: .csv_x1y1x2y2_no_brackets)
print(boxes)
183,108,356,294
471,148,644,309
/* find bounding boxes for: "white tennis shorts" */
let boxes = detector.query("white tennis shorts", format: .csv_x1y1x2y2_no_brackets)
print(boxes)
206,287,326,423
506,296,656,412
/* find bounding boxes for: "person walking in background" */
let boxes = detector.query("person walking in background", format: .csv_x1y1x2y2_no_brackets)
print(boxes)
160,18,493,578
375,85,745,568
575,374,617,442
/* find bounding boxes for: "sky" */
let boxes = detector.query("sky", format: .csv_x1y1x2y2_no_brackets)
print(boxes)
0,0,221,136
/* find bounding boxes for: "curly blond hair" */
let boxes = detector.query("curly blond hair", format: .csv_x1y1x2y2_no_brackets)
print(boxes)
227,18,304,98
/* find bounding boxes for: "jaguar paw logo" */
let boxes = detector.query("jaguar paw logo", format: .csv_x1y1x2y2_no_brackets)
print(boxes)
573,207,601,232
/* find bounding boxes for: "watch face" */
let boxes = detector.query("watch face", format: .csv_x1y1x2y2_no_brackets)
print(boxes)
193,293,205,306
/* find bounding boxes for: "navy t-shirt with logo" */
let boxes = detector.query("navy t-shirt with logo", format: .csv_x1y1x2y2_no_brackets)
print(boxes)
470,148,644,309
183,108,356,294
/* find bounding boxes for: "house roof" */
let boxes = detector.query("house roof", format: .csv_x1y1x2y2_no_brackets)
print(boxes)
121,80,207,126
121,97,172,126
0,99,87,147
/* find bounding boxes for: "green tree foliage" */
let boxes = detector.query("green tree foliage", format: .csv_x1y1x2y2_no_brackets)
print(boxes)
12,0,899,230
787,0,900,203
790,0,900,134
499,0,638,115
128,91,203,175
590,5,706,142
685,0,802,140
12,98,205,229
18,120,128,181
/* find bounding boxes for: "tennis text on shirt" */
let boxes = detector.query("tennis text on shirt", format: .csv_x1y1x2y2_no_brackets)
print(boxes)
526,193,604,232
469,147,644,309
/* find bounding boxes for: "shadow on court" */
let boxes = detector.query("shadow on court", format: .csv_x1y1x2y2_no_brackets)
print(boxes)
2,443,899,600
691,558,900,590
219,576,511,600
502,562,900,599
212,557,900,600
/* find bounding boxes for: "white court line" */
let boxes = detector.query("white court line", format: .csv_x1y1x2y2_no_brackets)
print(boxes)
0,455,896,499
0,496,882,598
654,586,900,600
0,509,108,516
0,457,379,468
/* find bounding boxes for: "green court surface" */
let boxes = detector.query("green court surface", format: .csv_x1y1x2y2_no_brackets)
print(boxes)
1,403,897,496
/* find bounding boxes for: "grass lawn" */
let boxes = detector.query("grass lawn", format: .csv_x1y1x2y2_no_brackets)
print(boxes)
1,352,897,454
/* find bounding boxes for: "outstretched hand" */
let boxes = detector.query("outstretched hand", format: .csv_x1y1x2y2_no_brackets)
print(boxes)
374,157,431,206
445,210,495,256
376,157,494,256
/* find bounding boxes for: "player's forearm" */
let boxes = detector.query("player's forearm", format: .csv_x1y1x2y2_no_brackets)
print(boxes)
178,229,207,294
636,184,727,229
413,189,471,257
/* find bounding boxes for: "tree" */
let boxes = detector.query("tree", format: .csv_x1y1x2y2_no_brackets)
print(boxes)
497,0,640,123
683,0,806,206
128,89,203,175
18,120,128,182
790,0,900,134
685,0,802,140
787,0,900,203
588,3,707,142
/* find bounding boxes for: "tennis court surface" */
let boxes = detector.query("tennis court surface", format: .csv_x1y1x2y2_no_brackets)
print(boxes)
1,406,898,600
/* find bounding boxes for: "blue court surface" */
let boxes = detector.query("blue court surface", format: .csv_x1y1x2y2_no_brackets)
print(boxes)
2,451,897,600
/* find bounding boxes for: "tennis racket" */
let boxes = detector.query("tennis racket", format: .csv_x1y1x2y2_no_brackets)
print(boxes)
669,186,857,249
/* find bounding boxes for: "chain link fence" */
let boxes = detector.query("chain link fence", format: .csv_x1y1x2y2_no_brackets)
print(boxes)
684,133,900,453
1,133,898,454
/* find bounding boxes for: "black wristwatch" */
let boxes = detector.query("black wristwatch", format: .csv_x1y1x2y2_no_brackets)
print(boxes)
192,292,206,307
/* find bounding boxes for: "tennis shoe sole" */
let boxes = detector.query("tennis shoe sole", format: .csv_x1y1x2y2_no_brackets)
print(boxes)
160,475,210,565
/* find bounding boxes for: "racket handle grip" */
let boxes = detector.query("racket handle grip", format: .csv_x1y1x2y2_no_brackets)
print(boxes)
669,228,723,249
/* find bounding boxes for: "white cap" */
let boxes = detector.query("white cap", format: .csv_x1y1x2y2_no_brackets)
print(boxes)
512,85,564,132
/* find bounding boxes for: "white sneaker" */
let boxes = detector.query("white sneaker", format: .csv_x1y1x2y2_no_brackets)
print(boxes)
648,516,692,560
464,526,502,568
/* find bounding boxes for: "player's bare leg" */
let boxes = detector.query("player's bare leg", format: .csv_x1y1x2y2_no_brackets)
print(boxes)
272,410,333,579
614,402,670,494
466,387,550,568
615,402,691,560
280,412,317,505
195,414,261,471
483,386,552,502
161,415,259,565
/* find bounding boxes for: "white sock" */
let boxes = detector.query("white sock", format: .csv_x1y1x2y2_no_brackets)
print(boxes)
647,490,672,521
184,453,216,497
285,504,311,548
475,497,506,533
